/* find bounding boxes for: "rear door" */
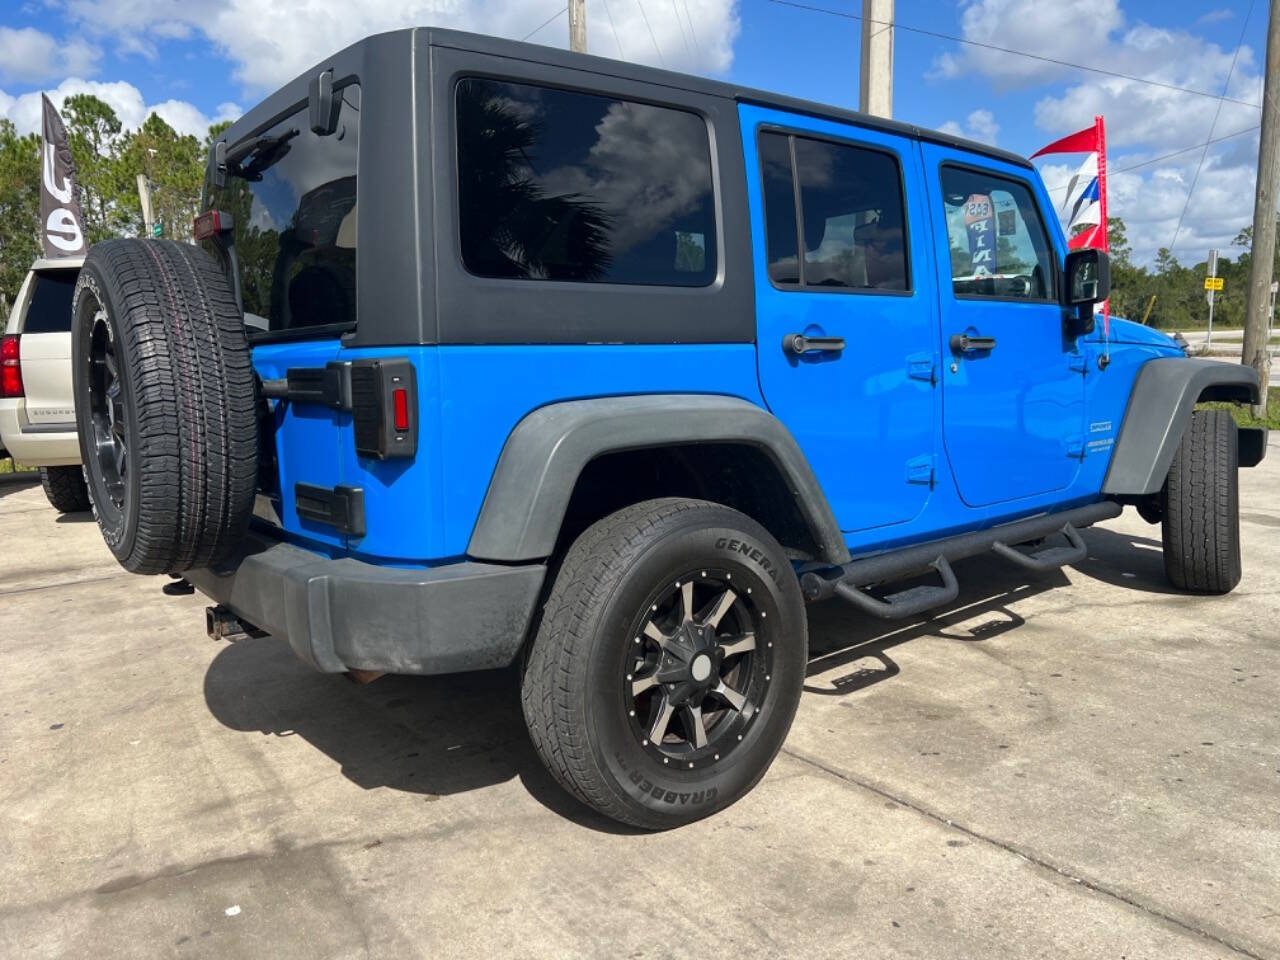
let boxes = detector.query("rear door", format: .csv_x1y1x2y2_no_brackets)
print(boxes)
204,84,360,551
920,147,1085,507
17,266,79,428
743,105,938,533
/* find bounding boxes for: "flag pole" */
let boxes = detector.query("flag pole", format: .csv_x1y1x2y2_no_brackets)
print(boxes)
1096,114,1110,364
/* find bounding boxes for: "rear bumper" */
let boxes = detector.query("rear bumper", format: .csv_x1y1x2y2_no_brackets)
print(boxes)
185,532,547,675
0,401,80,467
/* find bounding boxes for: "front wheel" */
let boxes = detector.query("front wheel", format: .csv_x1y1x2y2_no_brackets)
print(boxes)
521,498,807,829
1161,409,1241,593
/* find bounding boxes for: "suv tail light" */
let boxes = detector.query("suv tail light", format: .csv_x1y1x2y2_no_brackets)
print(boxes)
0,335,21,398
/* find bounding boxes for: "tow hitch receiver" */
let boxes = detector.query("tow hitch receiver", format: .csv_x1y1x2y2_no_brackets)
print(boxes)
206,605,263,641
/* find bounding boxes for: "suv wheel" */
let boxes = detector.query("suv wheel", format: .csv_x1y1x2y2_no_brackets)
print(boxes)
1161,409,1241,593
39,466,91,513
521,498,807,829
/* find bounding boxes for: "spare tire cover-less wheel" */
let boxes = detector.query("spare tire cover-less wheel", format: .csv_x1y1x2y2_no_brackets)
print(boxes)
72,239,258,575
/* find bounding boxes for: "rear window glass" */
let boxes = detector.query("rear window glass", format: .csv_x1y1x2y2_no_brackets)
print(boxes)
23,270,78,334
204,85,360,336
456,77,717,287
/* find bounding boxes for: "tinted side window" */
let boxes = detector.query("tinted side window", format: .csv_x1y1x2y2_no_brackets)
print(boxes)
759,133,800,285
456,78,717,287
941,166,1054,300
23,270,78,334
758,132,909,292
205,85,360,335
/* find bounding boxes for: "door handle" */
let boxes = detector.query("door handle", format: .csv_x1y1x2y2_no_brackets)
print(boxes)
949,333,997,353
783,333,846,355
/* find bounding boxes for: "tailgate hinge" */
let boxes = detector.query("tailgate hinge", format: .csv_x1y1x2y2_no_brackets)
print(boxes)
1066,435,1085,460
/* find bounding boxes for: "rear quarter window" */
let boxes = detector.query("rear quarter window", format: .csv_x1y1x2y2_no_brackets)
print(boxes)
22,270,79,334
455,77,717,287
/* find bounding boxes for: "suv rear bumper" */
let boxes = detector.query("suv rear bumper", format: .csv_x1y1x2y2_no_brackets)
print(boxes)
185,533,546,675
0,401,80,466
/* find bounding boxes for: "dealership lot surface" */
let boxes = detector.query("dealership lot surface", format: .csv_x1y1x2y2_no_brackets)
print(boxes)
2,456,1278,959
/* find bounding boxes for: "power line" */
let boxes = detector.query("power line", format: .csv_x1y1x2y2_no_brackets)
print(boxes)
671,0,692,58
602,0,626,57
636,0,666,66
1166,0,1255,254
681,0,703,61
1043,124,1262,194
522,4,567,42
767,0,1264,110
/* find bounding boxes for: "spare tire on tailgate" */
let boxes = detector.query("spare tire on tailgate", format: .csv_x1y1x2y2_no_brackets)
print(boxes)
72,238,258,574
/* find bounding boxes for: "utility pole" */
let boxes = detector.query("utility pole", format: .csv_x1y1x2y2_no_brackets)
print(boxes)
136,173,155,239
1243,0,1279,418
859,0,894,118
1206,248,1219,346
569,0,587,53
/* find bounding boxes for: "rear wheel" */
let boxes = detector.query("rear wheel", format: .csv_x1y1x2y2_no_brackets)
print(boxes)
1161,409,1241,593
521,498,807,829
72,239,258,574
39,465,90,513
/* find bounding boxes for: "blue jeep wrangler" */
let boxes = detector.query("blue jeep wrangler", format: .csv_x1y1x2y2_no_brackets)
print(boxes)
70,29,1266,828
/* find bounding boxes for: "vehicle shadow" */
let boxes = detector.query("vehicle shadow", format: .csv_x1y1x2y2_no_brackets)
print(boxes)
804,551,1067,697
201,528,1129,829
202,635,643,833
0,472,39,497
1068,524,1181,595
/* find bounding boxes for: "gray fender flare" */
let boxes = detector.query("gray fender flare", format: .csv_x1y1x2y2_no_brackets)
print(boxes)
1102,357,1260,497
466,394,850,565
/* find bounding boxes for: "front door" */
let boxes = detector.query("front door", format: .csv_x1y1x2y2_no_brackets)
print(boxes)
743,105,938,534
921,147,1085,508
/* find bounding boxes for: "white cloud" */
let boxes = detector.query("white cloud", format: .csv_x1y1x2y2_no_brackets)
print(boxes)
938,109,999,145
58,0,741,94
931,0,1124,86
1196,8,1235,26
936,0,1265,267
0,26,101,83
0,77,240,138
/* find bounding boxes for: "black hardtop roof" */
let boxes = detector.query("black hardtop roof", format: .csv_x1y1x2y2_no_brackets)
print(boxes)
222,26,1032,171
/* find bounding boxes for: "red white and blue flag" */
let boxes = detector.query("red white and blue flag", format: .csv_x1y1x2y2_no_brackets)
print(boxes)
1032,115,1109,332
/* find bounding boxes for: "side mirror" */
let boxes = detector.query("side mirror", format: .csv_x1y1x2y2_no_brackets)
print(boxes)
1063,248,1110,337
1064,248,1111,306
308,69,342,136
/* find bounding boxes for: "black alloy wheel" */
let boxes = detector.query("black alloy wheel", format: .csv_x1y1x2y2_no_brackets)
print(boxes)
625,570,771,769
86,306,127,511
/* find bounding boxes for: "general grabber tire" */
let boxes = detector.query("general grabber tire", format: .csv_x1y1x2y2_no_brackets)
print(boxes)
521,497,808,829
71,239,258,575
39,465,90,513
1161,409,1241,594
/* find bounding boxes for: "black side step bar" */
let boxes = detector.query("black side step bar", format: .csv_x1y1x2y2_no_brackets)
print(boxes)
992,523,1088,572
835,556,959,621
801,500,1122,614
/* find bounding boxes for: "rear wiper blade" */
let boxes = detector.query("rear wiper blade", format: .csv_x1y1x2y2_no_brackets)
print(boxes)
225,128,300,181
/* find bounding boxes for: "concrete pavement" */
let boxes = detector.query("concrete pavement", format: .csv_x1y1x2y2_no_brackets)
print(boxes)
1,456,1278,958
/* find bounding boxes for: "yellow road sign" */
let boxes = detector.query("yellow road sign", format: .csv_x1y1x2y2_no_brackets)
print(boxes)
1204,276,1224,291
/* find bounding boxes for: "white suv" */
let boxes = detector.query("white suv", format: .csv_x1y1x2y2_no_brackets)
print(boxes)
0,257,89,512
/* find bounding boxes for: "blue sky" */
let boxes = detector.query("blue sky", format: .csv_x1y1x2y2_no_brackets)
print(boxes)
0,0,1267,266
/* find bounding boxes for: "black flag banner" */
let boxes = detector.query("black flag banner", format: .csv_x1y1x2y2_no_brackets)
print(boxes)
39,94,87,259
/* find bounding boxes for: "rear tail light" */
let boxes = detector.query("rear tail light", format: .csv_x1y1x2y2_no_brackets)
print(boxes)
392,387,410,431
0,335,21,398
